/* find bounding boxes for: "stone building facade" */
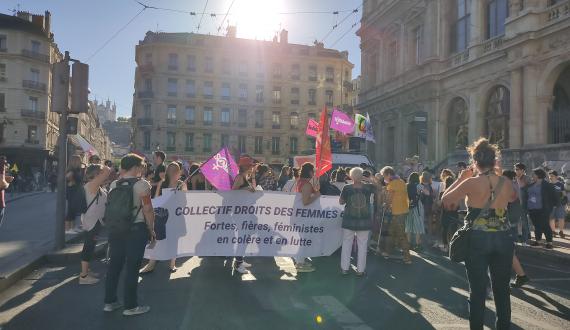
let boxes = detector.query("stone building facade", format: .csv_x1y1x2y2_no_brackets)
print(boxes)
358,0,570,171
131,29,354,164
94,99,116,123
0,11,61,175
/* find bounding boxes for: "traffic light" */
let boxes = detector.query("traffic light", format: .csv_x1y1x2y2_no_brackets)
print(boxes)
51,61,70,114
67,116,78,135
70,62,89,114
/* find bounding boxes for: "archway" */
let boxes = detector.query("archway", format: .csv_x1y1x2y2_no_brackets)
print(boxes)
485,86,510,148
549,65,570,144
447,97,469,152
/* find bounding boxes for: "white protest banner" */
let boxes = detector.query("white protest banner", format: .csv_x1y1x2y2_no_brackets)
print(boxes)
145,191,343,260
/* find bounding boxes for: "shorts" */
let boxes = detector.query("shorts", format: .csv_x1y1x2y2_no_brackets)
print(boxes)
551,206,566,220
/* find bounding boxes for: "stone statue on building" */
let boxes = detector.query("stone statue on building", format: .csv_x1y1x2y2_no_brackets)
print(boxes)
455,124,468,149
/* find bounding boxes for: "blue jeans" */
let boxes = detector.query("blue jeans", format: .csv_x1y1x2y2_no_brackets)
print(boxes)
104,223,149,309
465,230,514,330
520,210,531,241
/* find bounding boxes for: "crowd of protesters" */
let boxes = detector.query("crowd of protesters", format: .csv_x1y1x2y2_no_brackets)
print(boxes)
43,139,569,325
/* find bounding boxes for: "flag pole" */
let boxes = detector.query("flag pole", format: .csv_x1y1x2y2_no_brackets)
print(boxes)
175,148,220,191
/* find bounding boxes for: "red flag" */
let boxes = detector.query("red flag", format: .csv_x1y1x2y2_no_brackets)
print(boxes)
315,106,332,177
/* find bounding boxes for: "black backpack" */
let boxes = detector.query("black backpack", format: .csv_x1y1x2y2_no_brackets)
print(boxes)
104,178,141,234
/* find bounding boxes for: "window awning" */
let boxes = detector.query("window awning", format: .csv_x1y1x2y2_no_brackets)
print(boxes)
68,134,98,155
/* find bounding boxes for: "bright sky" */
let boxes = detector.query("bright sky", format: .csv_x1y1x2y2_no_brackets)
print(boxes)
4,0,362,118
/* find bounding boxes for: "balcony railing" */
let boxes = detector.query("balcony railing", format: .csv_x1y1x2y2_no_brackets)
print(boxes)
308,101,316,106
482,35,505,54
137,118,153,126
291,100,300,105
166,146,176,151
547,0,570,22
168,65,178,71
238,122,247,128
21,49,49,63
137,91,154,98
449,49,470,68
185,120,194,125
21,109,46,119
272,124,281,129
25,139,40,145
167,119,177,125
138,64,154,73
22,80,46,92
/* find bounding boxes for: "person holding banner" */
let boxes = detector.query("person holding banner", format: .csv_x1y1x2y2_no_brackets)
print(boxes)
293,162,321,273
339,167,379,276
231,157,256,274
140,162,186,274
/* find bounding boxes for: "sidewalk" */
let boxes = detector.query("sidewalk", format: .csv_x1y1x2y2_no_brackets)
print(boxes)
5,190,48,204
516,228,570,264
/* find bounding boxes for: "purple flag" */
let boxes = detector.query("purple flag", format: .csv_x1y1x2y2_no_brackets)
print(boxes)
200,147,239,191
330,108,355,134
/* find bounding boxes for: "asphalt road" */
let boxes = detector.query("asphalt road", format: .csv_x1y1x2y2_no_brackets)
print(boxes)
0,245,568,330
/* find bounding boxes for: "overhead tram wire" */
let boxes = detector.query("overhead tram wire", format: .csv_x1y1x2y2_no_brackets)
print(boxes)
330,19,360,48
86,5,147,62
196,0,209,32
320,4,362,44
217,0,236,36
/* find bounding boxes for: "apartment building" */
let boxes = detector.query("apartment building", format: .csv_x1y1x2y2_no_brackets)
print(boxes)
359,0,570,169
131,29,354,164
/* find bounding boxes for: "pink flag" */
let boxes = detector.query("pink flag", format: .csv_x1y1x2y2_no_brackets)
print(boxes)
305,119,319,137
330,108,355,134
200,147,239,191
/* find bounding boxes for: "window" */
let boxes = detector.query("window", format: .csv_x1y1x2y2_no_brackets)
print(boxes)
185,106,195,123
222,58,231,74
0,93,5,111
255,136,263,154
221,134,230,147
413,26,423,65
203,81,213,98
144,53,152,65
30,68,40,82
308,89,316,105
387,40,399,78
167,132,176,150
144,78,152,91
221,108,230,126
168,78,178,96
485,86,510,148
255,110,264,128
238,109,247,127
203,107,213,125
273,63,282,78
0,35,6,51
326,67,334,82
452,0,471,53
168,53,178,70
307,137,316,150
290,112,299,129
291,64,300,80
143,104,151,118
31,40,40,53
144,132,151,150
290,88,300,105
290,137,298,154
271,137,280,154
27,125,37,141
186,80,195,97
29,96,38,112
256,62,264,77
272,87,281,104
238,136,247,153
256,85,264,102
0,63,5,81
221,83,231,100
308,112,316,120
187,55,196,71
325,90,334,107
239,84,247,100
167,105,176,122
185,133,194,151
487,0,507,39
205,57,214,73
344,69,349,81
272,112,281,129
309,65,317,81
203,134,212,152
447,98,469,152
239,61,248,76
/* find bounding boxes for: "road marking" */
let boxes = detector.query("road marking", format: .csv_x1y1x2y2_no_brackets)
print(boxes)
376,286,417,314
530,277,570,282
312,295,373,330
522,263,570,275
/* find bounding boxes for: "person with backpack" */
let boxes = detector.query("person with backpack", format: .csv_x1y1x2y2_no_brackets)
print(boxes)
104,154,156,316
79,164,110,285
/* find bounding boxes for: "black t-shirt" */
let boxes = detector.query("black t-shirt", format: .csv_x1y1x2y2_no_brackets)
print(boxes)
152,163,166,183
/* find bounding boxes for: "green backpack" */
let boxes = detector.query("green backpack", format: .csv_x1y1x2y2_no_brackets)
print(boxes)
104,178,141,234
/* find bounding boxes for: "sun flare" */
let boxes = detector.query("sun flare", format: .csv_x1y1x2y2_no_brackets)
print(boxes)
231,0,286,40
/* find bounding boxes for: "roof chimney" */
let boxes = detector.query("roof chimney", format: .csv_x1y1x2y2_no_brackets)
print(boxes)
279,29,288,44
44,11,51,35
17,11,31,22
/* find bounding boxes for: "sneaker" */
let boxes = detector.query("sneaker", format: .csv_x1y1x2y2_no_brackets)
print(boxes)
355,271,366,277
295,263,316,273
510,275,530,288
529,240,539,247
241,261,252,268
340,269,349,275
89,270,100,278
79,274,99,285
65,229,78,235
103,301,123,312
123,305,150,316
560,231,565,239
545,243,554,249
234,264,249,274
